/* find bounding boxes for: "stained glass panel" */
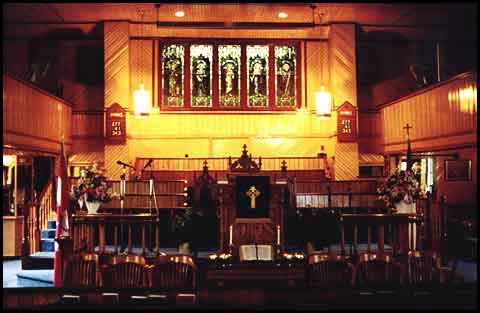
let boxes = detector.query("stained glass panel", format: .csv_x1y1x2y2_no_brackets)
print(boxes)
162,44,184,107
219,45,241,107
275,46,296,107
190,45,213,107
247,45,269,107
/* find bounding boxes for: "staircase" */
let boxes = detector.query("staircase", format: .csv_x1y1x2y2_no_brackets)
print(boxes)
22,220,55,270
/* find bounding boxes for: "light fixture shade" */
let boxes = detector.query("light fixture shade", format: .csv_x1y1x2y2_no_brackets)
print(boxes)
315,86,331,117
133,83,150,116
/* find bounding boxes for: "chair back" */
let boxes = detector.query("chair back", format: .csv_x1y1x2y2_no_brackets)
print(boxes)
63,253,99,287
102,254,149,288
307,253,355,287
407,250,440,285
149,254,196,289
355,253,403,286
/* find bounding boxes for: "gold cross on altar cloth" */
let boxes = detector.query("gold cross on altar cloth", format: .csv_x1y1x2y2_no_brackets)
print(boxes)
246,186,261,209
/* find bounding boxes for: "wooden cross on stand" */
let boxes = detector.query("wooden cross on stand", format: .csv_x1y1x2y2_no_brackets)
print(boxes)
403,123,412,139
403,123,413,170
246,185,261,209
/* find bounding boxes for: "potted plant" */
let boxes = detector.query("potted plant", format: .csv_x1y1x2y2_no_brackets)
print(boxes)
172,207,194,254
70,164,115,214
377,168,426,213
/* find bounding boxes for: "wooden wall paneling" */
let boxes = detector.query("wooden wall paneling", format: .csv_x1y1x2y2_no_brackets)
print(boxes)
382,72,477,153
130,23,329,40
3,74,73,154
104,21,130,179
328,24,359,180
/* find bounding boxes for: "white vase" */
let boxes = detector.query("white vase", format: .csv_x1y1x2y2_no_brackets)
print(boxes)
85,201,101,214
394,201,416,214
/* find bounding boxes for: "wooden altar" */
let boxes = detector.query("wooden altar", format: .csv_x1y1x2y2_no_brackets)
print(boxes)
218,145,291,255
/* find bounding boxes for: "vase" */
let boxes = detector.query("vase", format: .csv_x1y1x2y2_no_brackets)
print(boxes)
394,201,416,214
85,201,101,214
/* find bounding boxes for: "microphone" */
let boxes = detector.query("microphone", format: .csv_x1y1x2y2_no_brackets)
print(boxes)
143,159,153,169
116,160,135,169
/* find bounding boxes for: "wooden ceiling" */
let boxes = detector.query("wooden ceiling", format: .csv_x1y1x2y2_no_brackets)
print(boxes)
3,2,476,26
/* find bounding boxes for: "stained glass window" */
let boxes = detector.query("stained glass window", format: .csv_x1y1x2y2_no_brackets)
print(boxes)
190,45,213,107
218,45,241,107
162,44,184,107
275,46,296,107
247,45,269,107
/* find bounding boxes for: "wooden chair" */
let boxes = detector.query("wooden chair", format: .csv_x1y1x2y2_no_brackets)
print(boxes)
355,253,404,286
148,254,197,289
63,253,99,287
101,254,150,288
407,250,441,285
307,253,355,287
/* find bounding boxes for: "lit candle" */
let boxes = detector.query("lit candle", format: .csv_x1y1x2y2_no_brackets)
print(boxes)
277,225,280,245
229,225,233,246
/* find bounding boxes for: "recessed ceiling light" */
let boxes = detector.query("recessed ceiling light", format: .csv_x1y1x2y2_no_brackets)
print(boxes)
175,11,185,17
278,12,288,19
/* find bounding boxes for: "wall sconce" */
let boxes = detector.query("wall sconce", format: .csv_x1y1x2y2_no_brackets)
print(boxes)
133,83,150,116
315,85,331,117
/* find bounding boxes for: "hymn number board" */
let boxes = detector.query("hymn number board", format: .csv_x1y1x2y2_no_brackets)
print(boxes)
337,101,357,142
106,103,126,143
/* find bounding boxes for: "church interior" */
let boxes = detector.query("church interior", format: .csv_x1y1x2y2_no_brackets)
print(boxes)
3,2,477,310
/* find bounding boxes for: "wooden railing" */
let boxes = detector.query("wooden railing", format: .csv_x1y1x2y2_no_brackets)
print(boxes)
71,214,162,256
294,180,380,211
336,213,423,256
25,180,54,255
136,156,326,172
3,73,73,155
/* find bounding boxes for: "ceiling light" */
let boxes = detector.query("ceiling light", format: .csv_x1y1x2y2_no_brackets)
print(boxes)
175,11,185,17
278,12,288,19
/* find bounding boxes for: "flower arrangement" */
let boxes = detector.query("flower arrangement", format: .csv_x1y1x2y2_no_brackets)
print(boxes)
70,164,115,203
377,168,426,208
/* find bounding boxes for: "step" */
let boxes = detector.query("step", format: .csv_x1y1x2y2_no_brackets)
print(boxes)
22,252,54,270
16,269,54,286
40,238,55,252
41,229,56,239
47,220,56,229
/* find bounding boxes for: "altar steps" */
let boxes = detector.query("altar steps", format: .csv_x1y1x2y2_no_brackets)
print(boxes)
22,220,56,270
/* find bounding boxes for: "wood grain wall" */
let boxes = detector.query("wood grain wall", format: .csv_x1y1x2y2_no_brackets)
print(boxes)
381,71,477,153
104,21,130,179
3,74,72,155
329,24,359,180
380,71,477,206
358,111,383,154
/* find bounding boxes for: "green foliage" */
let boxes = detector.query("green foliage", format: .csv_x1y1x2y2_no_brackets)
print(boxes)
70,164,117,203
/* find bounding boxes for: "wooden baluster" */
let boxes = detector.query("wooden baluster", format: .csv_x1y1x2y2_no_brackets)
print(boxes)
141,223,146,256
128,224,133,253
114,225,118,254
340,223,345,256
353,224,358,255
155,218,160,255
99,222,105,254
367,225,372,253
416,219,422,251
410,218,415,252
378,225,385,254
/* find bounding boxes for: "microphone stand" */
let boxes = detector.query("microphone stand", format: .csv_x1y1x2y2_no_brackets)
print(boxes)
145,161,158,252
119,166,127,253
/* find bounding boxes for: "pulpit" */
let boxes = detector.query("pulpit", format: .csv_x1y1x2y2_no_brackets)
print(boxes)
218,145,289,256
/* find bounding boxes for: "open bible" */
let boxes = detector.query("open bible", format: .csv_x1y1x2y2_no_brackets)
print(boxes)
239,244,273,261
